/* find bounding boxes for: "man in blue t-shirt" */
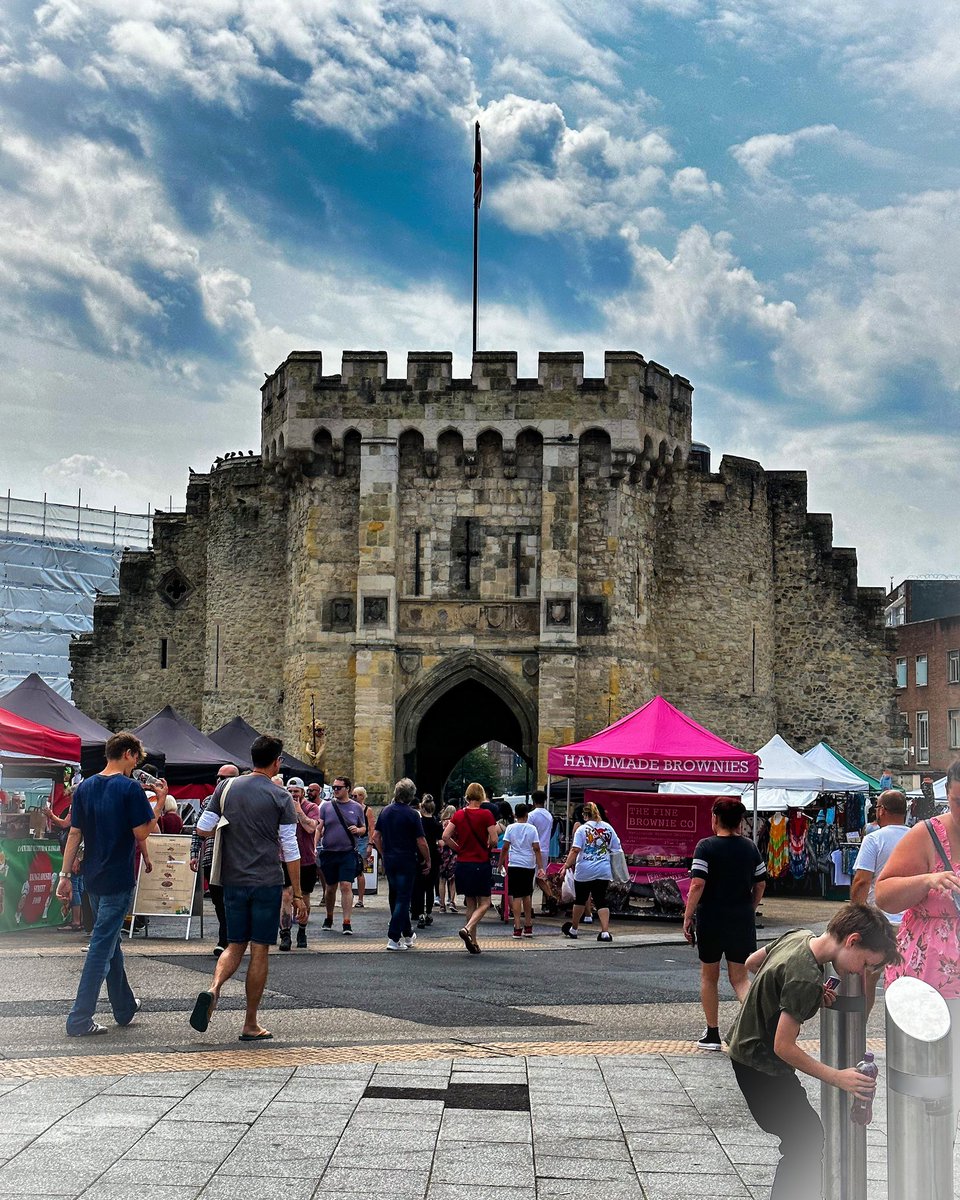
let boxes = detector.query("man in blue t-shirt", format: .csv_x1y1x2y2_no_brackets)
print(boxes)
373,777,430,951
56,732,161,1037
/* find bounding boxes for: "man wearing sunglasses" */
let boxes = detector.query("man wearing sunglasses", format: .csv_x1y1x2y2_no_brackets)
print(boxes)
316,777,365,935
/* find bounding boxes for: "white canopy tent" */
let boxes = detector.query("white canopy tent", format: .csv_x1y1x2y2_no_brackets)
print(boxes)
661,734,868,812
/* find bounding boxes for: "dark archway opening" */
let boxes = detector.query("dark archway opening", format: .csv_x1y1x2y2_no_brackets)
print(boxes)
411,678,529,802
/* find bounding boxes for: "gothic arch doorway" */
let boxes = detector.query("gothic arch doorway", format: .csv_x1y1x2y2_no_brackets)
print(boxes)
395,653,537,801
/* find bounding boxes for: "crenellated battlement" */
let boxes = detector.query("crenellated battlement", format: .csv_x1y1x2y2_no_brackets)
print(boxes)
260,348,693,479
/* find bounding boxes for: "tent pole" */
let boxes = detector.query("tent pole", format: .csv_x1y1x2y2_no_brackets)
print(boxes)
752,780,758,843
566,777,571,851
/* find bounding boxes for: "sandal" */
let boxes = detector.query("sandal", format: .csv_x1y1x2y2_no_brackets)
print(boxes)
354,901,364,909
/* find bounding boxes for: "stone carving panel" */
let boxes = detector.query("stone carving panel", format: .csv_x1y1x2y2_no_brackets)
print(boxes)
398,600,539,635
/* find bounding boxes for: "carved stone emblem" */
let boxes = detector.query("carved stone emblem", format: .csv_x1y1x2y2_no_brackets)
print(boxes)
522,656,540,677
330,597,354,630
546,598,572,627
399,651,421,675
362,596,388,626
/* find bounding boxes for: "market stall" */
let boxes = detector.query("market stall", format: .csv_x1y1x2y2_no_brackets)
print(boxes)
662,733,870,895
0,672,167,777
0,707,80,933
133,705,231,793
208,716,322,783
545,696,760,919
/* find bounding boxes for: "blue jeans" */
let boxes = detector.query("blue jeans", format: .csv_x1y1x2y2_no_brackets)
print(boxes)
385,860,417,942
66,888,137,1036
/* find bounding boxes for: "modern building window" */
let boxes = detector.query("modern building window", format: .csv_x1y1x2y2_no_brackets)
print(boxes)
916,654,928,687
916,711,929,764
950,709,960,751
949,649,960,685
895,657,907,688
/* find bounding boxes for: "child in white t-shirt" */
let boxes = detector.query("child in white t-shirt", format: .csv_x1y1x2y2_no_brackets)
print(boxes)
501,804,546,938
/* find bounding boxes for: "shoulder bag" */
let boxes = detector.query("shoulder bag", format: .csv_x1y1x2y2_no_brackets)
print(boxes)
925,819,960,916
330,801,365,878
208,777,236,887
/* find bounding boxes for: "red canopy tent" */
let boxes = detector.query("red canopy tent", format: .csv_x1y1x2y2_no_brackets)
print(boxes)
0,705,81,764
547,696,759,782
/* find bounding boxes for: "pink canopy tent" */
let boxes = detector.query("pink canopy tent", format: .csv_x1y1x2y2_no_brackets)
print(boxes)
547,696,760,782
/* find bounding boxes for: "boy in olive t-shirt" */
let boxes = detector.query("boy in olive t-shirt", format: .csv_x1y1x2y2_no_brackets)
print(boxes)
727,905,899,1200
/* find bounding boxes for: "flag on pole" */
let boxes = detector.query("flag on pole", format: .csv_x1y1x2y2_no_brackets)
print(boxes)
473,121,482,209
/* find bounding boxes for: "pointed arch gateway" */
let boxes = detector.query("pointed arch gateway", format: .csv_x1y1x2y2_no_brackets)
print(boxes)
395,651,538,801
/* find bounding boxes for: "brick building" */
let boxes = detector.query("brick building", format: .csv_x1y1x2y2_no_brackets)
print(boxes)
890,580,960,779
71,348,902,801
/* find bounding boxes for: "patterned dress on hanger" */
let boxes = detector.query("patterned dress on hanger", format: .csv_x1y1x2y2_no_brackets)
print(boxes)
788,810,810,879
767,813,789,879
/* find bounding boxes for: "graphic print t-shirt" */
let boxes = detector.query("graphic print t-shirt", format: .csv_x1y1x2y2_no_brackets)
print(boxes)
572,820,622,882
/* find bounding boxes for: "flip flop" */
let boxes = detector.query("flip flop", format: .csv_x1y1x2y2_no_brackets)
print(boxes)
189,990,215,1032
238,1031,273,1041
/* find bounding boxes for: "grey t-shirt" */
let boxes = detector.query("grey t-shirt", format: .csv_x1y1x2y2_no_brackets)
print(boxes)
208,774,296,888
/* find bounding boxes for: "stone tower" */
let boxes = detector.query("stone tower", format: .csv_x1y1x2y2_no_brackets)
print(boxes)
71,349,900,800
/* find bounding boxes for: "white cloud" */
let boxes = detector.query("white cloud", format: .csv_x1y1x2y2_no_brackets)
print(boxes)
43,454,130,486
481,94,673,237
731,125,840,182
704,1,960,113
774,189,960,416
605,224,796,364
670,166,723,201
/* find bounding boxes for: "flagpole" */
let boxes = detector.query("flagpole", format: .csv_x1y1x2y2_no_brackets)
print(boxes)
472,121,481,357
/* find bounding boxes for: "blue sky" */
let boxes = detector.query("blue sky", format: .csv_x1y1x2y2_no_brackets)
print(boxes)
0,0,958,584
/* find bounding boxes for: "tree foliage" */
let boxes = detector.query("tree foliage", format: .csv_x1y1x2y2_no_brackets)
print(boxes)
444,746,502,800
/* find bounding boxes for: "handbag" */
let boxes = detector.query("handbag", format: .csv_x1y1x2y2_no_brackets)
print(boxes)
610,849,630,884
330,800,365,878
208,777,236,887
560,868,576,904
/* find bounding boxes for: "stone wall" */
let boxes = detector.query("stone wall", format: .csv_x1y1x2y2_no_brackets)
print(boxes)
202,460,288,735
766,472,899,764
71,479,210,729
653,456,777,750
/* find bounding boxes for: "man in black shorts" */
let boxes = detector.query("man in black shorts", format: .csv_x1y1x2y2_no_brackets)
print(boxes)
683,797,766,1049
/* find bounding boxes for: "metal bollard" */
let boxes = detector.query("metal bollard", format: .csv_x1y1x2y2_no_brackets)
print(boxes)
885,976,953,1200
821,968,867,1200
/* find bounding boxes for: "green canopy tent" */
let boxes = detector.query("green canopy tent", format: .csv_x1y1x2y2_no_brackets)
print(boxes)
803,741,883,793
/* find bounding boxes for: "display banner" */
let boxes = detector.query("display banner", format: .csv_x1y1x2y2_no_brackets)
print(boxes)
0,838,64,932
130,834,197,937
586,791,716,863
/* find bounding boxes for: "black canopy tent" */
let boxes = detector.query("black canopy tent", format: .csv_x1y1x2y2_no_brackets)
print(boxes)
132,705,232,787
0,673,164,777
208,716,323,784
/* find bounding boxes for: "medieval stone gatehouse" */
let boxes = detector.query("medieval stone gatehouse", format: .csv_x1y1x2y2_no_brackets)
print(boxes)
71,349,899,799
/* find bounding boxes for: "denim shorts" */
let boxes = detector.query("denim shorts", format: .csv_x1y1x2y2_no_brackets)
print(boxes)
223,884,283,946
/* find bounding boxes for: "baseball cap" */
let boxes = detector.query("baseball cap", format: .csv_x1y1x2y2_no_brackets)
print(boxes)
286,777,305,789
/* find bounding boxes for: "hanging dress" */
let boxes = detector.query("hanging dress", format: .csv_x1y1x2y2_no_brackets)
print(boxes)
788,810,810,879
767,813,789,879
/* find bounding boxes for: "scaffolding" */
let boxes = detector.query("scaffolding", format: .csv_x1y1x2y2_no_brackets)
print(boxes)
0,492,157,698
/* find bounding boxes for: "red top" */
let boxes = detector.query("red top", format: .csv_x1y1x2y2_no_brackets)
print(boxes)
450,807,495,862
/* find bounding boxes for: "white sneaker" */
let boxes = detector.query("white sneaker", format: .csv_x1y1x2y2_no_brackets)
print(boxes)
582,915,593,924
387,938,407,951
402,933,417,948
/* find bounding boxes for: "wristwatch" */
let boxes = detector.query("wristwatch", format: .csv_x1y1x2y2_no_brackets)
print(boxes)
58,871,69,878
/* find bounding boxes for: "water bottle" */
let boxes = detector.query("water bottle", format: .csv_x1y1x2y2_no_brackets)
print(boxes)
850,1051,878,1125
133,768,163,791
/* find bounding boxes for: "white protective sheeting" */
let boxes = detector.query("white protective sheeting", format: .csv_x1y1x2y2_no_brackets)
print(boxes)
0,535,122,698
